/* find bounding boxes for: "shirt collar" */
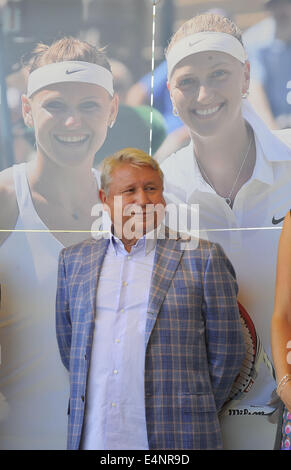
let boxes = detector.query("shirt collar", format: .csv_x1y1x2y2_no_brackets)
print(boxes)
100,200,162,256
249,133,274,185
109,225,159,256
190,134,275,194
242,100,291,165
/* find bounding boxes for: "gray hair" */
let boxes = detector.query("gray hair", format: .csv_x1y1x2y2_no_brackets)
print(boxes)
100,147,164,195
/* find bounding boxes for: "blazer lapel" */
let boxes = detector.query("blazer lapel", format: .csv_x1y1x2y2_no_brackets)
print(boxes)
82,237,109,323
145,234,184,348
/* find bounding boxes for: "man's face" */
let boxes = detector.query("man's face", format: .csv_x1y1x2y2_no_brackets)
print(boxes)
99,162,166,244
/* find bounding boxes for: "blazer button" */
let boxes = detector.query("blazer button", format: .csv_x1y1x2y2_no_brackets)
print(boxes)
81,395,85,402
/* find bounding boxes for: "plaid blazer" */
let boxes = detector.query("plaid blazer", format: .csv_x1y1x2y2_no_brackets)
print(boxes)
56,232,245,450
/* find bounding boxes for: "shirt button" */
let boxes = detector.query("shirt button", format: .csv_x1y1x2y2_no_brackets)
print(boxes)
115,339,121,343
122,281,128,287
120,308,125,313
113,369,118,375
127,256,131,260
111,402,117,407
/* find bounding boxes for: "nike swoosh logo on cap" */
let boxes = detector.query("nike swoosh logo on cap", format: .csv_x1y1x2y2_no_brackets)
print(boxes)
272,215,285,225
65,68,85,74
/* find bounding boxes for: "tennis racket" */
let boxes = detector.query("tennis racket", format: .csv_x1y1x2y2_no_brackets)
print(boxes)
220,301,276,415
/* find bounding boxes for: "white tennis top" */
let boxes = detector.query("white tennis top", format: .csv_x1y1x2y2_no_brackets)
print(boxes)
161,126,291,413
0,163,98,449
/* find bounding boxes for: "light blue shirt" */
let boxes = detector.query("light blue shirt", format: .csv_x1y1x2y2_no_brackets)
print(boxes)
80,232,156,450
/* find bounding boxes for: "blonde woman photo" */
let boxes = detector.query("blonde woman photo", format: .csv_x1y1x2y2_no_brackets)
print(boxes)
160,12,291,449
0,36,118,449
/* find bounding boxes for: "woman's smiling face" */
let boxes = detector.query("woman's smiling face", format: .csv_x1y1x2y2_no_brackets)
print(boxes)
168,51,249,138
22,81,118,167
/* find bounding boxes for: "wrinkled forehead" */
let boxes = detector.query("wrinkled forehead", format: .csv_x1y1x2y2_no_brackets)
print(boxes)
111,162,162,179
107,162,162,191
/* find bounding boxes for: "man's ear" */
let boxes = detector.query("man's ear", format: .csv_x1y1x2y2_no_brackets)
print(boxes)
99,189,112,220
99,188,107,205
21,94,34,128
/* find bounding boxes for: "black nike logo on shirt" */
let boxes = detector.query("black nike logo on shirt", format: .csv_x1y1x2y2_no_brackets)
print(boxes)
272,215,285,225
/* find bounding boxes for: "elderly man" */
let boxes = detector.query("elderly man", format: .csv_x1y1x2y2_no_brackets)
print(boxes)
56,147,245,450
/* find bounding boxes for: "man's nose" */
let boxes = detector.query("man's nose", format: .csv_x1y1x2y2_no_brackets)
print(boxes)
134,188,151,206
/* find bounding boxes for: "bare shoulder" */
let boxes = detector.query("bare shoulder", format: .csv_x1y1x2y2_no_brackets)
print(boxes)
282,211,291,239
0,166,19,245
277,211,291,263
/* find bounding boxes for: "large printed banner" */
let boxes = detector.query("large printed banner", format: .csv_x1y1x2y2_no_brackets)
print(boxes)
0,0,290,451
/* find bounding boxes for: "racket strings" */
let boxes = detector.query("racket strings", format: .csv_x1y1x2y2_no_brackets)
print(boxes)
228,315,256,399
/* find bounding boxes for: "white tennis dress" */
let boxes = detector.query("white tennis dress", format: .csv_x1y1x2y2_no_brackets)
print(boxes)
0,163,98,449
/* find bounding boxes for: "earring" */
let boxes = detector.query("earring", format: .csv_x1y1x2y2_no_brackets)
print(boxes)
109,120,115,129
26,117,34,128
172,107,179,117
242,90,249,99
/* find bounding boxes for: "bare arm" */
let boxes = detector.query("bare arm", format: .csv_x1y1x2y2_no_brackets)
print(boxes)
154,127,190,164
125,82,148,106
271,212,291,410
0,167,19,246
